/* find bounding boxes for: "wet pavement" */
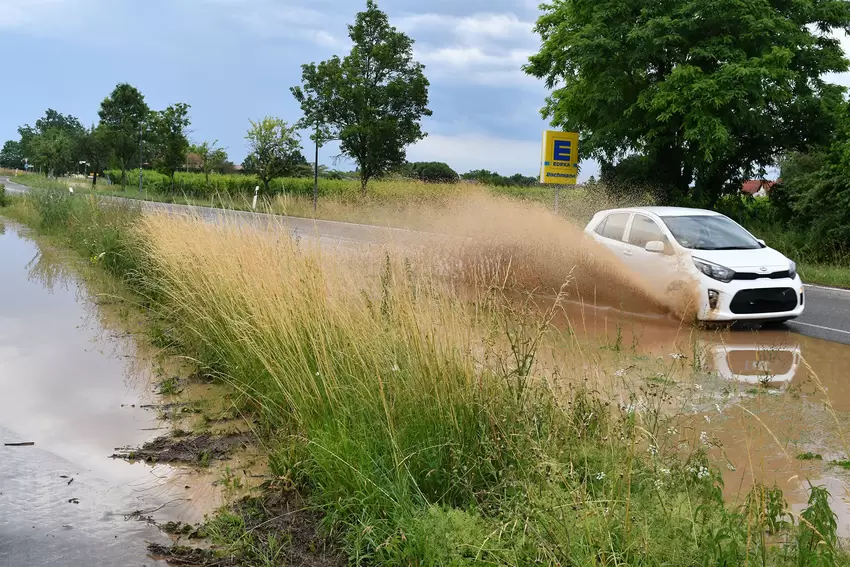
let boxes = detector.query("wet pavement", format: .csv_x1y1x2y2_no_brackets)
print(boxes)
0,223,213,566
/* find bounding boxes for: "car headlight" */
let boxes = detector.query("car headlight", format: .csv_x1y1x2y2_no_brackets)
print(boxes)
788,260,797,279
693,258,736,283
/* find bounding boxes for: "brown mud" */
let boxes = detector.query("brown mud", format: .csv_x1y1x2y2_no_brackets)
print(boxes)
149,490,343,567
112,433,253,465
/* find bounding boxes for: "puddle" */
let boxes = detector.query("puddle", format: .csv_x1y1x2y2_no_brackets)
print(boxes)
0,223,229,565
540,297,850,537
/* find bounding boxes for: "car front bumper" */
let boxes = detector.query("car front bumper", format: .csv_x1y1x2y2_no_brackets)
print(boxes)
697,275,805,322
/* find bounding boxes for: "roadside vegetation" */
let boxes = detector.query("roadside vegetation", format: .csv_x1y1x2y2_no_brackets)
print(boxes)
3,187,849,565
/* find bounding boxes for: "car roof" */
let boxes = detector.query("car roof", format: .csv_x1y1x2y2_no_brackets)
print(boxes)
598,206,722,218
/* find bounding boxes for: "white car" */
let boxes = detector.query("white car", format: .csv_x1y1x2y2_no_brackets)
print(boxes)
584,207,805,322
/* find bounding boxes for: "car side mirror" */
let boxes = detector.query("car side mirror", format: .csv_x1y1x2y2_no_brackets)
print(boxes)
756,238,766,247
645,241,665,253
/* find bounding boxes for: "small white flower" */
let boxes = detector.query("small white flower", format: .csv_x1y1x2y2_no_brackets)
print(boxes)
704,415,711,424
595,472,606,481
660,467,671,476
697,466,710,480
700,431,710,445
614,368,626,377
391,364,399,372
654,479,664,489
315,371,321,377
694,384,703,391
648,445,658,456
603,507,610,516
715,403,722,414
667,427,679,436
670,353,687,360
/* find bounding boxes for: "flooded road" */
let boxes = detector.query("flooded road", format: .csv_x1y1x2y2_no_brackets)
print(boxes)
0,223,217,566
546,298,850,537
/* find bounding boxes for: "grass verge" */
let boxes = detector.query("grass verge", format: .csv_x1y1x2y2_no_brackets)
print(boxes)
2,188,848,566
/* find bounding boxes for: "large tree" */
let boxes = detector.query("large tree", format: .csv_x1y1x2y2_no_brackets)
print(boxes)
98,84,150,187
244,117,303,191
291,0,431,195
0,140,24,169
150,103,191,189
525,0,850,206
17,109,86,173
30,128,74,176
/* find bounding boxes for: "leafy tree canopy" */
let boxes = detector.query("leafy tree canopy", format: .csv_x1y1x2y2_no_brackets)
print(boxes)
525,0,850,205
244,117,304,190
0,140,24,169
98,83,150,186
292,0,431,194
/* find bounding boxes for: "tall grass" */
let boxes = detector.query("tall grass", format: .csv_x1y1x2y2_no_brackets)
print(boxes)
3,187,847,565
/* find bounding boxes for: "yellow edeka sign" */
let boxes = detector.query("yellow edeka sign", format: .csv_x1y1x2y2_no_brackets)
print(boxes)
540,130,579,185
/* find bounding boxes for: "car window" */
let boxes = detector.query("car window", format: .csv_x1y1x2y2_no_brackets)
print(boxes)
628,215,666,248
594,216,608,237
661,215,761,250
598,213,630,241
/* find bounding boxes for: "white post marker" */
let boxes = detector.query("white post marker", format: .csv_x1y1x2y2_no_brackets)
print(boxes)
252,186,259,210
68,186,74,195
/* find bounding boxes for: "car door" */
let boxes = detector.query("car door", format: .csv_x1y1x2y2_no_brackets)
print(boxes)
592,212,632,258
624,214,680,288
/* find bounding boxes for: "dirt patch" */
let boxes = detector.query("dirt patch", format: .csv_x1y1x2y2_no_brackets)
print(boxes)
111,433,251,465
148,544,237,567
149,489,343,567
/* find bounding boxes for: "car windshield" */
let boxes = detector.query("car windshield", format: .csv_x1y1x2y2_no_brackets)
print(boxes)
660,215,762,250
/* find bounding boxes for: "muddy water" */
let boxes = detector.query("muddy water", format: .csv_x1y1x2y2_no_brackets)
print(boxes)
544,298,850,536
0,223,217,566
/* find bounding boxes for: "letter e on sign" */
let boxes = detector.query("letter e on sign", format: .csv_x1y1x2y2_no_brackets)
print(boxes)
553,140,572,162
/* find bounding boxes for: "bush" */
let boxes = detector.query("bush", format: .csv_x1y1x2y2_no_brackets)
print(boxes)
0,183,6,207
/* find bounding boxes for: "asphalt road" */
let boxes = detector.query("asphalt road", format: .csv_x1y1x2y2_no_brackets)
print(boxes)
4,175,850,345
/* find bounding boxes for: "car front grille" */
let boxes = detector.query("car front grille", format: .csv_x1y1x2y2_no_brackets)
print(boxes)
729,288,798,315
732,270,791,281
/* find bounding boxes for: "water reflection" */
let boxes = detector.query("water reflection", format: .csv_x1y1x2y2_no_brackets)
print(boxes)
702,337,802,387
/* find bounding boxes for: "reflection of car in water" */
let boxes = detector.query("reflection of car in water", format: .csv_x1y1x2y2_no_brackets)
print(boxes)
702,341,802,386
585,207,805,323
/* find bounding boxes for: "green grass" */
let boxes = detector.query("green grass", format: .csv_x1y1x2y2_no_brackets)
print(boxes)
3,187,849,566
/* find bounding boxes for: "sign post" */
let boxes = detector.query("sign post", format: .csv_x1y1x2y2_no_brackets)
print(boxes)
540,130,579,213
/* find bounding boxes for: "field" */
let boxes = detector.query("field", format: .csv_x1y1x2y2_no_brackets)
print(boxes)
2,186,848,565
8,171,850,288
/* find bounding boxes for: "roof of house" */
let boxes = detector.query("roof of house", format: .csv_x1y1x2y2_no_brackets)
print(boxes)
742,180,776,194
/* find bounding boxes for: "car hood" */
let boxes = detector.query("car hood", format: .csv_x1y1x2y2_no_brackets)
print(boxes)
688,247,791,270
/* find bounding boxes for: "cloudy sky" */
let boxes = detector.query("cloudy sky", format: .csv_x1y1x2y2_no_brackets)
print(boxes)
4,1,850,180
0,0,565,177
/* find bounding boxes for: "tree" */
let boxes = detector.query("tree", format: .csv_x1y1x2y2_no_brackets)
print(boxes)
98,84,150,187
292,0,431,195
17,109,86,174
150,103,191,189
189,140,228,186
525,0,850,206
30,128,73,176
244,117,303,192
0,140,24,169
400,161,459,183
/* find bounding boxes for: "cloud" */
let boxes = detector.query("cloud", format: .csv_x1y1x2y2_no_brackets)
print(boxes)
398,12,539,87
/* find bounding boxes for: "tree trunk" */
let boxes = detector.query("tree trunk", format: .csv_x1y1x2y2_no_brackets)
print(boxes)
263,177,270,193
360,175,368,198
121,167,127,188
92,168,98,187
